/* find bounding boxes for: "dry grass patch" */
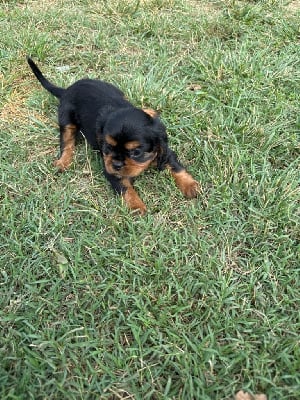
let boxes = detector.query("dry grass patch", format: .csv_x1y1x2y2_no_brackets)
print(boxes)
285,0,300,14
15,0,65,12
1,79,50,127
188,0,222,15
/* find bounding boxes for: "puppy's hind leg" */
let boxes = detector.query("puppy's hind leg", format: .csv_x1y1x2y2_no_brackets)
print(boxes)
54,105,78,171
54,124,77,171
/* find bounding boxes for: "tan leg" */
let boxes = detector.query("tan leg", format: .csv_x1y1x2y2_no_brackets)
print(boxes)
54,124,77,171
121,178,147,214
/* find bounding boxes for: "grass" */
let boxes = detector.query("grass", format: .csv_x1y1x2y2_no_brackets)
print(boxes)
0,0,299,398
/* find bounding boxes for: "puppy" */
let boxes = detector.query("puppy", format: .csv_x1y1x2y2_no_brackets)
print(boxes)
27,57,199,214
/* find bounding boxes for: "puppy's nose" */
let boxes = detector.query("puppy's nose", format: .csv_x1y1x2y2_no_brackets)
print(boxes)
112,160,124,171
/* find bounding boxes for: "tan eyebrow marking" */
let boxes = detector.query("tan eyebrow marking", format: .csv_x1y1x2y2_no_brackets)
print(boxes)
105,135,117,146
124,140,141,150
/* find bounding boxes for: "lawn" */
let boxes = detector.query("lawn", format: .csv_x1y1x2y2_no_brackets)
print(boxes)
0,0,299,399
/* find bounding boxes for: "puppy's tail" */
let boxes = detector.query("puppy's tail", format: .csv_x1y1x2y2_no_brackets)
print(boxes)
27,57,65,98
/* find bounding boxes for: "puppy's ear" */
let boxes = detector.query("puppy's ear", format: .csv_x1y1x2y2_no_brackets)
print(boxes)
96,105,116,133
152,121,169,171
142,109,169,170
156,139,170,170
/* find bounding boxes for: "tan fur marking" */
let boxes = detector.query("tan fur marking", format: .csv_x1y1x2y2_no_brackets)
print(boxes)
121,178,147,214
103,154,114,175
124,140,141,150
143,108,158,118
105,135,117,146
104,153,156,178
122,156,155,177
169,168,200,198
54,124,76,171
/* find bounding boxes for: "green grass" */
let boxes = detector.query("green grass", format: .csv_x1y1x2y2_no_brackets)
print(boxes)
0,0,299,399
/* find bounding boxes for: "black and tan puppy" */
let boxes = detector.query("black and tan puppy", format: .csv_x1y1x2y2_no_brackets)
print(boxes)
27,57,199,214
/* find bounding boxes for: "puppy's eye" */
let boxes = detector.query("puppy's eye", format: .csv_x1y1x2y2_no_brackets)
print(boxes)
103,143,113,154
129,148,143,158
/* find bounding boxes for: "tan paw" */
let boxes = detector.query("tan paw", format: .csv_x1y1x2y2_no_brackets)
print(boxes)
181,177,201,198
54,159,67,172
122,187,147,215
54,156,73,172
172,170,200,198
131,202,147,215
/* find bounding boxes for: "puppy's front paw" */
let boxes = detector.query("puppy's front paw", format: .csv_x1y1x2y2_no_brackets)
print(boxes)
54,159,67,172
181,177,200,198
54,156,73,172
131,202,147,215
172,170,200,198
122,188,147,215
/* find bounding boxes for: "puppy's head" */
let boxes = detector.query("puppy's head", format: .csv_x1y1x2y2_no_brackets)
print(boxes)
101,108,168,178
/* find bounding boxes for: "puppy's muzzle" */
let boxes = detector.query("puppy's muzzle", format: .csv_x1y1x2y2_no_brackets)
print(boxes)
112,160,124,171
